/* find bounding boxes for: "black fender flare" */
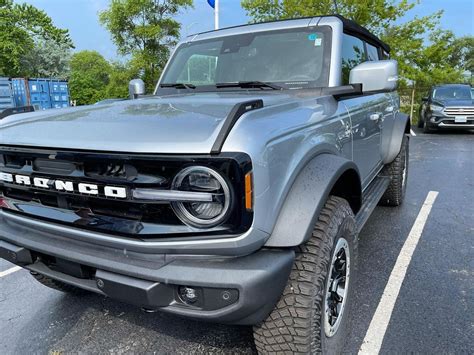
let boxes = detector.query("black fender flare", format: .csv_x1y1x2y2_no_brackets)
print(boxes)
382,112,411,164
265,154,362,247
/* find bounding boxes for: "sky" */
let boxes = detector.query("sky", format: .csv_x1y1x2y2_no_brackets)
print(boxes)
20,0,474,61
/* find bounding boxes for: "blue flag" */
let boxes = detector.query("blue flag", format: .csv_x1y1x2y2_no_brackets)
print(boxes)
207,0,215,9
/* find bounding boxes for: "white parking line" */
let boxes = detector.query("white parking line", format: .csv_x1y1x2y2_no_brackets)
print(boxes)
359,191,439,354
0,266,23,278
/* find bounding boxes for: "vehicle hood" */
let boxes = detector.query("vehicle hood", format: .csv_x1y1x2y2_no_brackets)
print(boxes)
434,99,474,107
0,92,297,154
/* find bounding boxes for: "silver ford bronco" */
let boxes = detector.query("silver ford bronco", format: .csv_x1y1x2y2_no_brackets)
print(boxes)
0,15,410,354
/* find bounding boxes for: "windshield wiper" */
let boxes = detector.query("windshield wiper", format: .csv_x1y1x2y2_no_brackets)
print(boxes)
160,83,196,89
215,81,283,90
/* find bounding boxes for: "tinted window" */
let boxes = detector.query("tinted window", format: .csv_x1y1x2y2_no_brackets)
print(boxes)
341,34,366,84
366,43,379,61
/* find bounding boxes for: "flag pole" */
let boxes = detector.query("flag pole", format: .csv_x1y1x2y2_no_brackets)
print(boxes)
214,0,219,30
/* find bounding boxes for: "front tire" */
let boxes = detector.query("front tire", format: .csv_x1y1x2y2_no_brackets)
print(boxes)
253,196,357,354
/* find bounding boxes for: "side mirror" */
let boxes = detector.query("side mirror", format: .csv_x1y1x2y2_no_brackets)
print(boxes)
129,79,145,99
349,60,398,93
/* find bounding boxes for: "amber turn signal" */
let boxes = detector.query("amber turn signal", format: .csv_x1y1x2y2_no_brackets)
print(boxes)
245,172,253,211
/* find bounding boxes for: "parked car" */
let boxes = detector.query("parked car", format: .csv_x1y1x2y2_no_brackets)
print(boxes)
0,15,410,354
418,84,474,132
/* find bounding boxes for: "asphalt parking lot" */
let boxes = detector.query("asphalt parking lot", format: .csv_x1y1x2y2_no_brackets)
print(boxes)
1,127,473,354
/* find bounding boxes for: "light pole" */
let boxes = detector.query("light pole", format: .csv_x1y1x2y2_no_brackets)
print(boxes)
214,0,219,30
207,0,219,30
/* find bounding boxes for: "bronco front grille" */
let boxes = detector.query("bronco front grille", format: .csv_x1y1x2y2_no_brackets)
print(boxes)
2,187,180,223
0,146,253,238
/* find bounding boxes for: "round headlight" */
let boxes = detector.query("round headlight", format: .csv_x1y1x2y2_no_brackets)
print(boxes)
171,166,232,228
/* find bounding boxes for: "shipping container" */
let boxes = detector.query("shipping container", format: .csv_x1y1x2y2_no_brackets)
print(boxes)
28,78,53,110
0,77,14,111
11,78,70,111
49,79,70,108
12,78,31,108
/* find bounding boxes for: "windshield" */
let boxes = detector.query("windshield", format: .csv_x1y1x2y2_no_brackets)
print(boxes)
158,27,331,92
432,86,472,101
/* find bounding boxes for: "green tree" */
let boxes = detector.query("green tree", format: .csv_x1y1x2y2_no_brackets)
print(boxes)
448,36,474,81
241,0,414,29
99,0,193,92
384,13,464,86
383,16,470,119
20,38,72,78
0,0,73,77
105,62,139,99
69,51,111,105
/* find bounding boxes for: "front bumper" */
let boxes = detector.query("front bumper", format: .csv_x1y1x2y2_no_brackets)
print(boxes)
0,210,294,325
427,112,474,129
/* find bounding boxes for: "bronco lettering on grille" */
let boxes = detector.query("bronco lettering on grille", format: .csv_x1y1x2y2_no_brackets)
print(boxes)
0,172,127,199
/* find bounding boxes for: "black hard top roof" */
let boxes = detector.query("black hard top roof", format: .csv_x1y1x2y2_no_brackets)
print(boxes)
192,14,390,53
334,15,390,53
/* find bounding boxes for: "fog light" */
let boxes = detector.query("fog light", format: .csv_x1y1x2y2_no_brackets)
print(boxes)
179,286,198,304
222,290,231,301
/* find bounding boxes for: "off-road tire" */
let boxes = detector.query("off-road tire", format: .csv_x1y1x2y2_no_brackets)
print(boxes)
253,196,357,354
379,135,409,206
31,271,88,295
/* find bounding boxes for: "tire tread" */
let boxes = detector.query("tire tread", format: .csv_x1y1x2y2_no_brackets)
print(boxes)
253,196,356,354
380,135,409,206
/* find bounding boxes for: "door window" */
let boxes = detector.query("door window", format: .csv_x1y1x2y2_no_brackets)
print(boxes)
366,43,380,61
341,34,366,84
